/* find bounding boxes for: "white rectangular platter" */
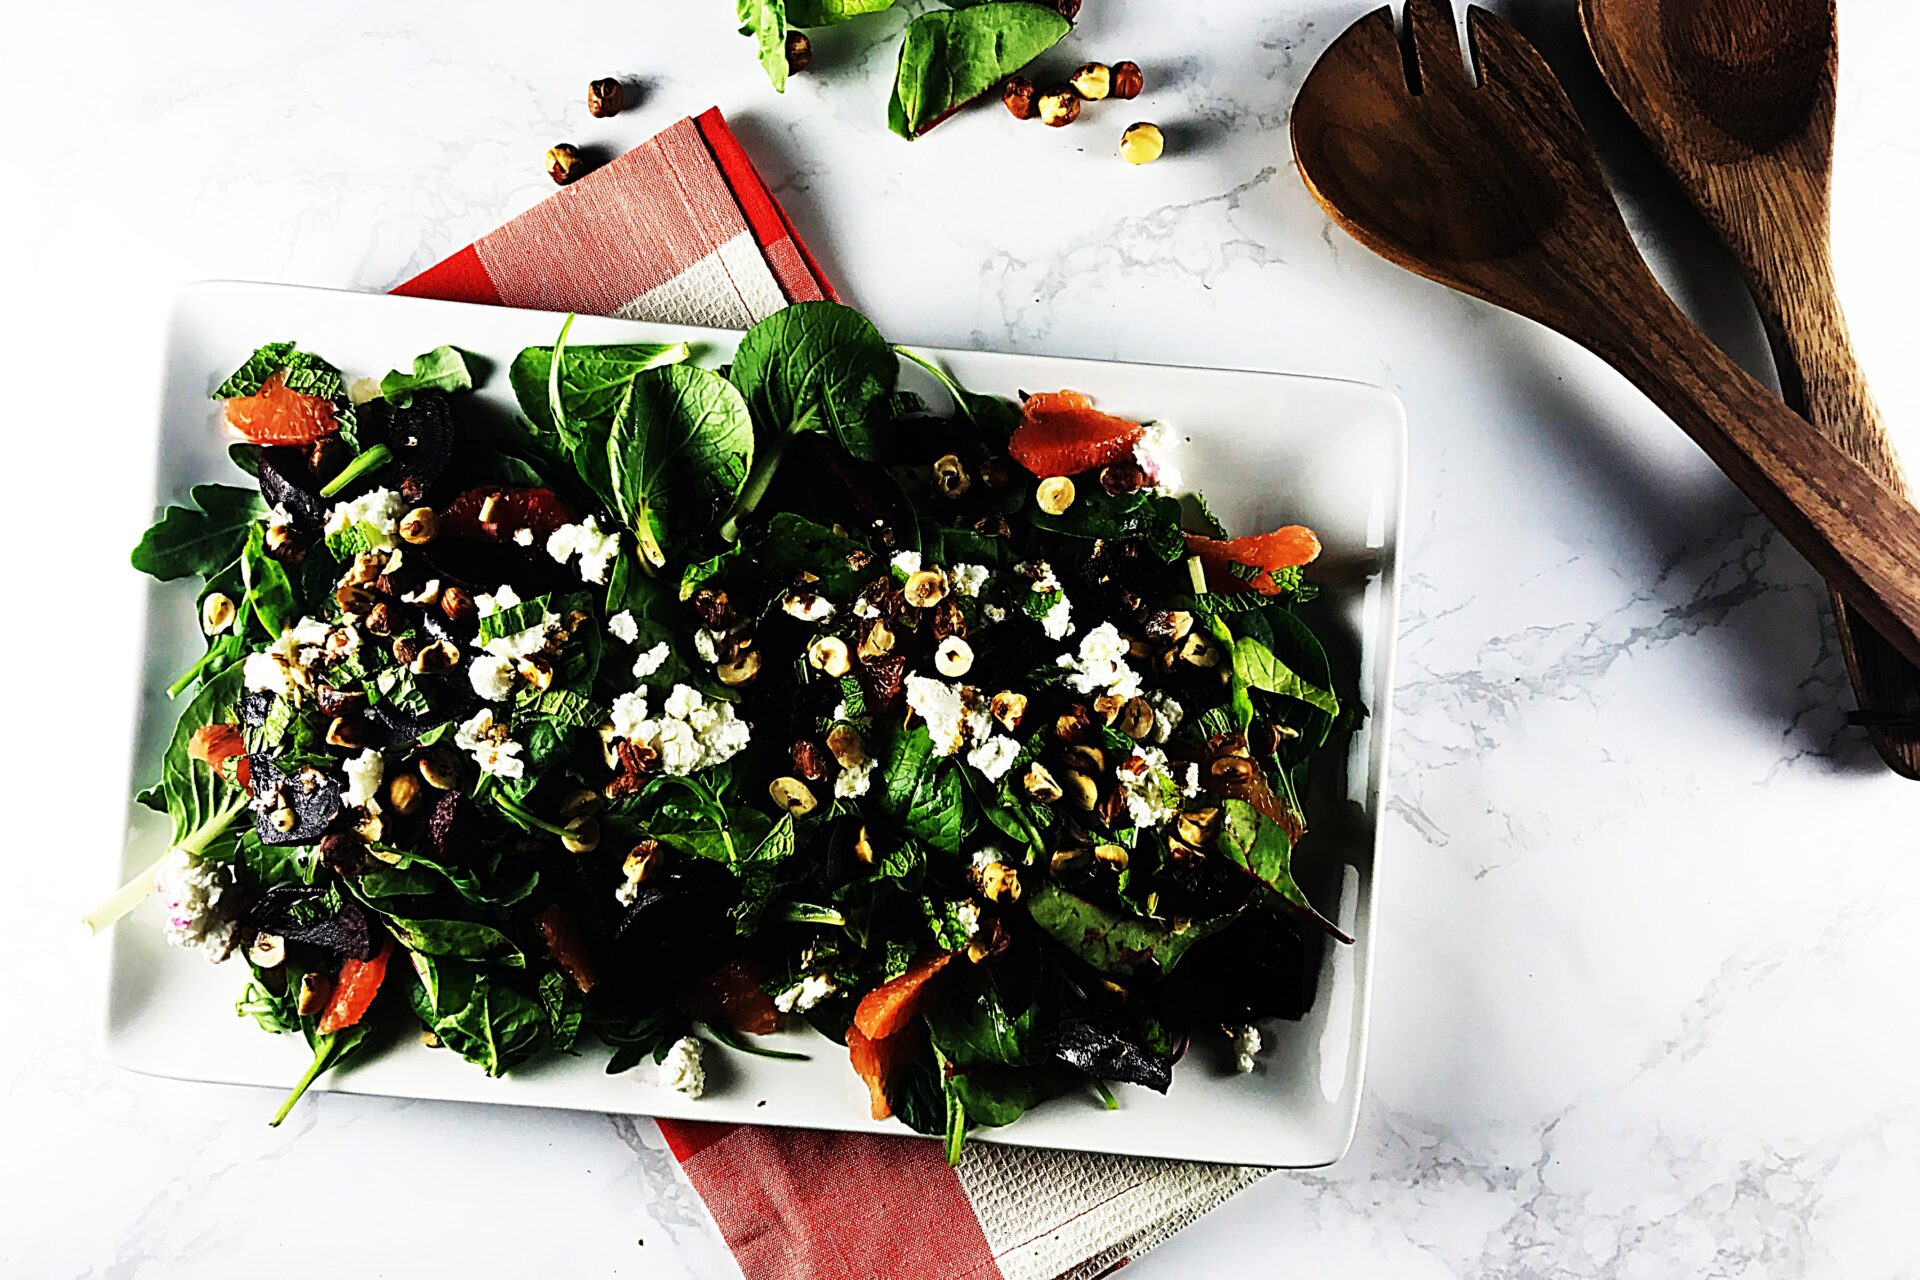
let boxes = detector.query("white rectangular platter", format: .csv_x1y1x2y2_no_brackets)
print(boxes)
105,279,1404,1167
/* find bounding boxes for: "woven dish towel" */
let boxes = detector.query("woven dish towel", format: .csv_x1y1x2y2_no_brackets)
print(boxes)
392,106,1268,1280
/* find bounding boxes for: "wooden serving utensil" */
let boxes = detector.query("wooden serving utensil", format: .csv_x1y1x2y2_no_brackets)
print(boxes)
1580,0,1919,775
1289,0,1920,676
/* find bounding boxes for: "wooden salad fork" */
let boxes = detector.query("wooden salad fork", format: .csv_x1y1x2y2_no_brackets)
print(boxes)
1290,0,1920,675
1581,0,1920,775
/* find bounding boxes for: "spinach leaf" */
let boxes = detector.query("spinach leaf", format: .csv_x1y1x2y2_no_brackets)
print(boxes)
477,592,553,644
130,484,264,581
158,661,251,862
608,364,754,563
925,981,1041,1069
270,1022,372,1126
879,724,967,854
1213,798,1344,938
1025,882,1232,979
1030,489,1187,563
240,522,296,638
739,0,795,91
1230,634,1339,717
539,968,585,1053
789,0,896,21
888,4,1071,140
511,340,692,436
946,1060,1073,1129
374,912,527,968
380,345,473,407
408,953,545,1076
649,803,774,864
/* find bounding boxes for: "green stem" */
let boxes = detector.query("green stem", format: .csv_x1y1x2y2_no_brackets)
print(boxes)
81,851,170,935
166,640,231,698
176,793,252,858
1091,1078,1120,1111
548,314,576,440
271,1032,342,1126
772,902,846,927
488,790,570,839
702,1021,810,1061
894,346,977,427
319,444,393,498
718,432,791,544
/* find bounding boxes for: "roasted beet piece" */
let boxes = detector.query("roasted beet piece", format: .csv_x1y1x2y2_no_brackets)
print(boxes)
611,870,732,986
1047,1016,1176,1093
258,447,329,530
243,884,377,960
426,789,474,862
372,390,455,500
246,754,343,846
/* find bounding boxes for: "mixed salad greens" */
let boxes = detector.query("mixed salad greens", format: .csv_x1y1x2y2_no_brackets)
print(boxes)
94,301,1353,1155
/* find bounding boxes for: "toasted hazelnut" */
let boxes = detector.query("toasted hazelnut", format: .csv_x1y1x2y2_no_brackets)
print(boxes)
853,824,876,864
354,807,385,842
933,453,971,499
1070,62,1111,101
977,860,1022,903
390,637,421,668
808,635,852,677
1093,843,1130,869
716,649,763,687
1050,846,1091,873
296,972,332,1016
1099,459,1148,495
790,739,831,782
343,551,389,588
324,716,367,750
623,840,664,887
1023,762,1064,804
1092,694,1124,726
516,657,555,692
547,143,585,185
1144,609,1194,643
560,816,600,854
381,771,422,818
264,521,305,564
902,570,948,609
785,29,812,74
1038,84,1081,127
1062,743,1106,775
1179,630,1222,668
587,77,625,118
769,776,818,816
420,1030,443,1049
200,592,236,636
241,930,285,970
399,506,438,544
1120,121,1165,165
1003,76,1038,119
858,617,896,661
1175,807,1222,848
418,748,462,790
1208,755,1258,788
316,832,364,876
1111,60,1144,100
269,806,297,834
827,722,866,769
410,639,461,675
1036,476,1076,515
440,586,476,624
1166,836,1204,866
690,588,736,629
1055,704,1094,744
990,690,1028,731
1062,769,1099,811
335,584,378,615
934,636,974,678
1118,697,1156,741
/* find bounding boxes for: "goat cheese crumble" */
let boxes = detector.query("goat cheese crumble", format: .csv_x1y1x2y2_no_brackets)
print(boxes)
948,563,990,597
322,487,407,549
1145,691,1184,745
773,973,838,1013
546,515,620,584
904,675,991,756
1058,623,1142,699
455,709,526,779
155,848,238,962
835,755,877,798
659,1036,707,1098
631,641,671,679
342,748,385,810
608,684,751,776
468,653,519,701
1040,595,1073,641
1230,1024,1262,1074
890,550,923,576
965,734,1021,782
1133,420,1185,495
1115,745,1188,829
606,610,640,645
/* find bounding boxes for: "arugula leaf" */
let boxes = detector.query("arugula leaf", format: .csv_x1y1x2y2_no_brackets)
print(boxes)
511,340,692,436
408,953,545,1076
1024,882,1232,979
130,485,264,581
608,364,754,563
1213,799,1346,939
888,4,1072,140
380,345,473,407
880,724,967,855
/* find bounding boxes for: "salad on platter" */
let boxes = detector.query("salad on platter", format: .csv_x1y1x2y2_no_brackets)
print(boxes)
92,301,1353,1156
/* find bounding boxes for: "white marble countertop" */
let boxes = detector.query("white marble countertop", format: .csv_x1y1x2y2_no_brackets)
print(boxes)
7,1,1920,1275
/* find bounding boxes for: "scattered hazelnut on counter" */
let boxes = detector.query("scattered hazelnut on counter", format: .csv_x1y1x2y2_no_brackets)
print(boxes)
1111,60,1145,100
1052,0,1083,18
785,30,813,75
1003,76,1038,120
546,143,586,185
1070,62,1112,101
1037,85,1082,127
587,77,625,118
1120,122,1165,165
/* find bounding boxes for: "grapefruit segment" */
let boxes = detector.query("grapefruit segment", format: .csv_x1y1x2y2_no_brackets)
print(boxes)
852,951,954,1040
223,371,338,445
1186,525,1322,596
846,1022,929,1121
1008,390,1145,478
681,956,780,1036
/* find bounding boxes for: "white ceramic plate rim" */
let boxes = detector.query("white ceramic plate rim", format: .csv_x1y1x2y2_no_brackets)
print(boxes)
102,280,1404,1167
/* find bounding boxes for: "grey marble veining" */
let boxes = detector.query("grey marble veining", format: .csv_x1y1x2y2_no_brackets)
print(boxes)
6,1,1920,1276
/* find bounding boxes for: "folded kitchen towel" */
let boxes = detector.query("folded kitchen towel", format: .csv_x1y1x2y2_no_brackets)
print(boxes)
391,105,1266,1280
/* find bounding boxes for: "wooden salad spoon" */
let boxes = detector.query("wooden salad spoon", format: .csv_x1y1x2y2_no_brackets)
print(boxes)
1580,0,1920,775
1289,0,1920,675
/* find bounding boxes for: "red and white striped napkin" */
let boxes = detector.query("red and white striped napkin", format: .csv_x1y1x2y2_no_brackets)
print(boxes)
392,106,1265,1280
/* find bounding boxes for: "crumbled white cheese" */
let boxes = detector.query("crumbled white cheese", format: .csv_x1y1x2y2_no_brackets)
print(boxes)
513,527,535,547
606,610,640,645
1017,560,1062,593
1133,420,1185,495
342,748,385,810
475,585,556,660
1058,623,1141,698
322,487,407,550
475,584,524,617
154,847,238,962
631,641,671,680
693,628,726,664
904,676,991,756
454,708,526,779
890,550,923,576
547,515,621,584
853,598,881,620
608,684,751,776
947,563,990,598
1230,1024,1262,1074
468,653,519,702
965,734,1021,782
773,973,838,1013
243,618,337,696
1115,745,1184,829
1145,691,1184,745
243,648,292,697
834,755,877,798
982,603,1008,625
659,1036,707,1098
1040,595,1073,641
954,900,983,938
402,578,443,605
783,592,836,623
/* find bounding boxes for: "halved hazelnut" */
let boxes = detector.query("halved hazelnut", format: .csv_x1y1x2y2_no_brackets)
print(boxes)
933,453,971,499
934,636,974,678
857,618,896,661
1062,743,1106,775
200,592,236,636
1050,846,1091,873
1117,697,1156,741
991,690,1028,731
248,932,286,968
1093,843,1130,869
717,649,763,687
808,635,852,677
769,776,818,816
1035,476,1076,515
827,723,866,769
1023,762,1064,804
903,570,948,608
296,972,332,1016
1062,769,1099,811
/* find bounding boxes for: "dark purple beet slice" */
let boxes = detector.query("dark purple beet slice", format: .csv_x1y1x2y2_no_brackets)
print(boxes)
426,789,474,862
243,884,376,960
246,754,343,846
373,390,455,500
259,448,328,530
1047,1017,1175,1093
